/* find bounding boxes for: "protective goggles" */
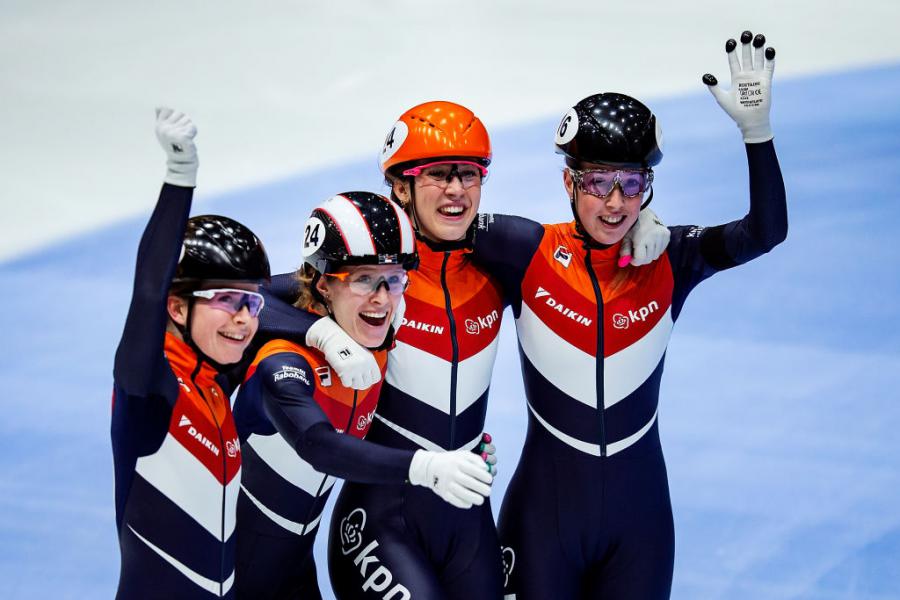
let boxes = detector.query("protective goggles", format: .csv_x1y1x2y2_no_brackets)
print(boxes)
570,168,653,199
401,161,488,189
191,288,265,317
326,270,410,297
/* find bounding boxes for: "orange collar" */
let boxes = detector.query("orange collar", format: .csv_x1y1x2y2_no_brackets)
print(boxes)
164,332,220,383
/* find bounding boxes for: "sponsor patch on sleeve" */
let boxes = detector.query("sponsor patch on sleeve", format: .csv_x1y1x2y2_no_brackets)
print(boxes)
273,365,310,386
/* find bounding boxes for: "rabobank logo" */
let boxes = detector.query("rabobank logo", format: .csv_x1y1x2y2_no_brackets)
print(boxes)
612,300,660,329
464,310,499,335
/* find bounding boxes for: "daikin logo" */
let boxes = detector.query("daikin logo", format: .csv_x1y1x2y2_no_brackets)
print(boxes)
533,287,592,327
612,300,660,330
401,318,444,335
187,426,219,457
179,415,191,428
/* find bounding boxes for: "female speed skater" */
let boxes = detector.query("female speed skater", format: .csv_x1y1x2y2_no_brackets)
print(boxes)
468,31,788,598
111,108,271,598
231,192,495,599
319,98,669,597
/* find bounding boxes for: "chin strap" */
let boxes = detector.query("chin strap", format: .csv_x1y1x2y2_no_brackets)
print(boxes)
176,298,230,374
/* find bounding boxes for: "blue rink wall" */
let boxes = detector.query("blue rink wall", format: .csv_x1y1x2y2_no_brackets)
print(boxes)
1,64,899,599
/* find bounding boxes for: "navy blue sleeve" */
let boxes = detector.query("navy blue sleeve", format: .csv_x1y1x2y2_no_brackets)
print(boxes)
471,213,546,311
256,273,320,343
667,141,788,317
256,352,415,484
113,184,193,397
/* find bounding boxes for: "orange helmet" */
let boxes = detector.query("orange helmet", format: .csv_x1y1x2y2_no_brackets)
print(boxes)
379,101,492,174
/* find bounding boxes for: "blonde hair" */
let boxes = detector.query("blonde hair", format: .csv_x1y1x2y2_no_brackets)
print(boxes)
293,264,328,315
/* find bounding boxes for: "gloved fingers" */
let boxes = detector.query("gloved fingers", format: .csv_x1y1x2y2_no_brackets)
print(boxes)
483,454,497,466
764,47,776,78
458,456,494,485
740,30,753,73
704,80,730,110
630,240,651,266
338,371,355,388
752,33,766,72
479,442,496,456
155,106,173,121
619,229,634,263
450,480,488,505
726,38,740,80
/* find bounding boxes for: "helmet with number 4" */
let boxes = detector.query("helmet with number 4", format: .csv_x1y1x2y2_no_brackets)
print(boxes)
302,192,419,274
379,101,492,174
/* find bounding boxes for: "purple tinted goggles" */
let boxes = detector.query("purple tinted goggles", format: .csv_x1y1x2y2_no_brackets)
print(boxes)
192,288,265,317
571,168,653,199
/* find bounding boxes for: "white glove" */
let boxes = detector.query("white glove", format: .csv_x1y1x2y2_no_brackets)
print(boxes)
306,316,381,390
619,208,670,267
155,107,199,187
409,449,493,509
703,31,776,143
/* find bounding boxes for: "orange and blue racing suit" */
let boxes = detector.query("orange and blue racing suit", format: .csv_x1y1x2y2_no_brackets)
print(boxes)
233,335,419,599
471,141,787,599
112,184,242,599
260,235,506,599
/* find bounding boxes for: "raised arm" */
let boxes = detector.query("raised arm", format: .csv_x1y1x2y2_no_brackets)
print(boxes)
113,108,199,396
699,30,788,269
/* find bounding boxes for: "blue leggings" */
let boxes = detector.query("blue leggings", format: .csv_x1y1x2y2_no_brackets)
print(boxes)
327,481,504,599
234,494,322,600
498,430,675,599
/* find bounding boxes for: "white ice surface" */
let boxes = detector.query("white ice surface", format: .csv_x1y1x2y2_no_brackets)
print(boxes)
3,0,900,260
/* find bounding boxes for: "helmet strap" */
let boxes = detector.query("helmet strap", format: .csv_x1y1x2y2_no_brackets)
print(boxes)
406,180,423,234
178,297,230,373
640,185,654,210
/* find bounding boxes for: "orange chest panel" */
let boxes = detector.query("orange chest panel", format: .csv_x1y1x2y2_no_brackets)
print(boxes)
521,224,675,357
249,339,387,439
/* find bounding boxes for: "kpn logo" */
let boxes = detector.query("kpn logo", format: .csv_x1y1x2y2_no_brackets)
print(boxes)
612,300,660,330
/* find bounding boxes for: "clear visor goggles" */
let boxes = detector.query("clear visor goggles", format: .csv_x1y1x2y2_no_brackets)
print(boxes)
325,269,410,297
191,288,265,317
570,168,653,199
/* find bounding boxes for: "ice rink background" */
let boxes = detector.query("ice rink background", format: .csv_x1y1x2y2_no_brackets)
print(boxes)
2,2,900,598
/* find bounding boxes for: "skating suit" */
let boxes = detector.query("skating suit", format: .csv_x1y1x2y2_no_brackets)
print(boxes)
233,336,413,599
472,142,787,599
112,184,242,599
326,237,506,600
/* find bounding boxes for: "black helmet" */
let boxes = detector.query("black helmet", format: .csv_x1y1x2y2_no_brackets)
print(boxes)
302,192,419,274
174,215,271,286
555,92,663,169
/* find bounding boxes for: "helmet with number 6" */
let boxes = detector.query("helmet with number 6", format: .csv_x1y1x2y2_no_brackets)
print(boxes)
379,101,491,175
555,92,663,169
301,192,419,275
